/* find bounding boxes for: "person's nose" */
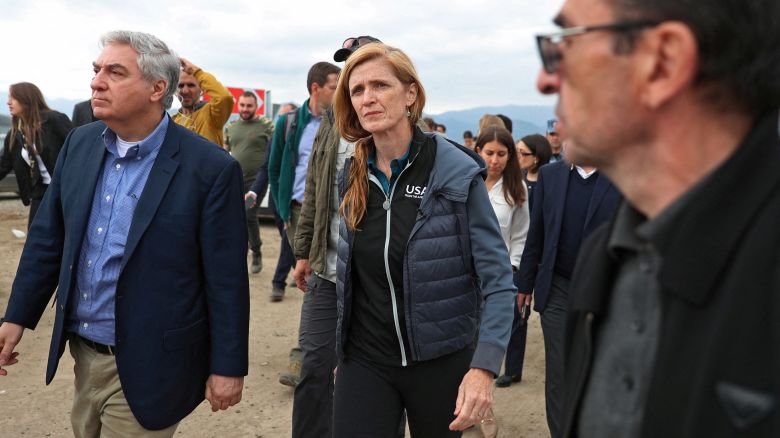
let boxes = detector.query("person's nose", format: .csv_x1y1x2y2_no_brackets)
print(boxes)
362,88,377,106
91,70,107,92
537,67,561,95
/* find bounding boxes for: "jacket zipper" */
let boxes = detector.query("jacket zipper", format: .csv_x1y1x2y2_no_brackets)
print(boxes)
368,163,412,367
563,311,595,437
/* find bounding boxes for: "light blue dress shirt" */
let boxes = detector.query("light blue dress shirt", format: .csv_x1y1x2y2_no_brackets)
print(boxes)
291,115,321,203
67,115,169,346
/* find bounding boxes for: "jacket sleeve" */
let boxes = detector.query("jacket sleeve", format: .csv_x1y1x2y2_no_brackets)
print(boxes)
266,115,286,209
3,129,72,328
200,159,250,376
194,69,234,129
293,117,331,260
466,176,517,376
517,169,546,293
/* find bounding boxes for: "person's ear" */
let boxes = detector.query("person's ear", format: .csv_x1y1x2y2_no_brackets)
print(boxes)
150,80,167,104
406,83,418,107
633,21,699,109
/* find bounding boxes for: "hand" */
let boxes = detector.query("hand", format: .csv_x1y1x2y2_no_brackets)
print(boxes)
243,192,257,208
0,322,24,376
518,292,532,309
179,58,200,75
293,260,312,292
204,374,244,412
449,368,494,431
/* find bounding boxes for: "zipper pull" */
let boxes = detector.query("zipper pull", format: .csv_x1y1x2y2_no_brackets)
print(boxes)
383,198,391,210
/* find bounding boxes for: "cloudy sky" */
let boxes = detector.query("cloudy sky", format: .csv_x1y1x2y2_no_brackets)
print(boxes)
0,0,563,115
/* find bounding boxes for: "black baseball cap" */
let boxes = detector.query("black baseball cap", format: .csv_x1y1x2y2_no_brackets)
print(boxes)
333,36,381,62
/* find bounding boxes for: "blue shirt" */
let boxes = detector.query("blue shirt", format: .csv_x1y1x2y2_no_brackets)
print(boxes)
292,115,321,203
367,145,411,196
67,115,169,346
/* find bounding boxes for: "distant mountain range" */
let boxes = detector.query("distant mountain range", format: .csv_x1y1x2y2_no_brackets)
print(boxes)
0,93,83,129
1,93,554,142
427,105,555,141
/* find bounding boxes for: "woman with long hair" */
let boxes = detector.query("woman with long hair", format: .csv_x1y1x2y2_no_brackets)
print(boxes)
475,126,530,393
517,134,552,211
332,42,515,437
2,82,72,228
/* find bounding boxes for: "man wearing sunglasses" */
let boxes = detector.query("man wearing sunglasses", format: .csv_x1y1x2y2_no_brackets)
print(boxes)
535,0,780,436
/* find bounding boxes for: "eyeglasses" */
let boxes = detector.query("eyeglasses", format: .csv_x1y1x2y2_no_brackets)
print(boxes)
518,151,535,157
342,36,378,49
535,20,660,74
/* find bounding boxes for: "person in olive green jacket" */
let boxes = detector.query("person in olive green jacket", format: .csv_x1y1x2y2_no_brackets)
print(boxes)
173,57,233,145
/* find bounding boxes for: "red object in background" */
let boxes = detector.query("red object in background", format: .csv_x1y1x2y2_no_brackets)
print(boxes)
203,88,266,115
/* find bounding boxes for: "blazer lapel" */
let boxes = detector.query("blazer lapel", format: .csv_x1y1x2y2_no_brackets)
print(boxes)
69,132,107,249
120,124,180,271
583,174,610,229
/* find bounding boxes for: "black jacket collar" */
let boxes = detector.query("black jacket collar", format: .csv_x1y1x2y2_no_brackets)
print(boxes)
571,109,780,311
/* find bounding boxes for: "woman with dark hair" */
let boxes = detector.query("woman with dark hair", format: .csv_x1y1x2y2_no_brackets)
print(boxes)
2,82,72,228
517,134,552,211
475,126,530,392
332,42,515,437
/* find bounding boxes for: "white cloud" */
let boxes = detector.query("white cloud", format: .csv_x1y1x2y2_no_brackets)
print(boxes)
0,0,563,114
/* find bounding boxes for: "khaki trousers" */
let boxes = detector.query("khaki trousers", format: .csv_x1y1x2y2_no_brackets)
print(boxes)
69,336,179,438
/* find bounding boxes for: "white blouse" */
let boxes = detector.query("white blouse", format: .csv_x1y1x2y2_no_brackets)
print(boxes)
486,177,529,268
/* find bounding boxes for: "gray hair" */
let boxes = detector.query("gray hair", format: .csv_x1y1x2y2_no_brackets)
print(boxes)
100,30,180,109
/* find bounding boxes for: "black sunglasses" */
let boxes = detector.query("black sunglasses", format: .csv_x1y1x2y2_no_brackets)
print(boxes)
342,36,378,49
535,19,660,74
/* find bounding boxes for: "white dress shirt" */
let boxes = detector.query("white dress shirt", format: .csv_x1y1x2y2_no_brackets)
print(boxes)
486,177,530,268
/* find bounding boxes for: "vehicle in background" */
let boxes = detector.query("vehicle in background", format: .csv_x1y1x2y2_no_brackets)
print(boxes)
0,131,20,197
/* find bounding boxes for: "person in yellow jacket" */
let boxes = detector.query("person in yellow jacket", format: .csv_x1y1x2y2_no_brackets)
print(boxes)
173,57,233,145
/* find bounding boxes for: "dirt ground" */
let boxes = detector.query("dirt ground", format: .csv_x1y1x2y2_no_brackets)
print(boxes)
0,198,549,438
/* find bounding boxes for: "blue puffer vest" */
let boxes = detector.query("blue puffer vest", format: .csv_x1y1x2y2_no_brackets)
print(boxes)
336,133,489,364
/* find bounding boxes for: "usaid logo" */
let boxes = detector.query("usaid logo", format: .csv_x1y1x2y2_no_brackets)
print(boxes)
404,185,426,199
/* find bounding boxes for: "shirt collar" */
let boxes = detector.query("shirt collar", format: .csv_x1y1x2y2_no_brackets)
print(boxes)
101,113,169,158
368,141,412,174
570,164,598,179
607,174,701,258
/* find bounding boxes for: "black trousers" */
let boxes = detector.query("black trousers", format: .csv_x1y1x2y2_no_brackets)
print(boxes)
245,202,262,254
503,272,529,377
292,274,338,438
28,182,48,230
334,348,472,438
270,196,294,289
540,274,570,438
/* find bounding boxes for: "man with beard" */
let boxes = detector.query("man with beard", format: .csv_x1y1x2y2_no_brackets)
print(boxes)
225,91,274,274
173,58,233,145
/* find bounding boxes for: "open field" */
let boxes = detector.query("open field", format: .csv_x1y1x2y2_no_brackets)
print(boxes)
0,199,549,437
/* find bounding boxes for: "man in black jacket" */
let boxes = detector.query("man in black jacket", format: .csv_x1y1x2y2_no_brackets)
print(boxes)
534,0,780,436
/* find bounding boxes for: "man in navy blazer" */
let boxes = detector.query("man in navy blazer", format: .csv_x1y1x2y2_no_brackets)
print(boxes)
517,160,621,438
0,31,249,436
